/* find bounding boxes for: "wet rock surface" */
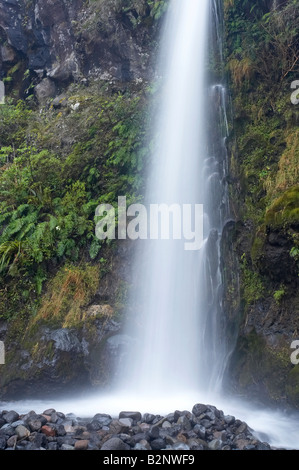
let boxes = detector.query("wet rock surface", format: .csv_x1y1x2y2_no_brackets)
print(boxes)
0,403,280,450
0,0,157,98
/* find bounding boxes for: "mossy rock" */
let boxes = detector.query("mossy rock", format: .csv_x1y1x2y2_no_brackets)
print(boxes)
265,186,299,228
228,330,294,405
251,228,267,265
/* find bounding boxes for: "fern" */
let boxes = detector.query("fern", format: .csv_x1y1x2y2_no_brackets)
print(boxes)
32,222,48,242
49,215,58,231
89,238,101,260
18,222,36,240
34,266,47,296
0,240,23,273
1,218,25,241
12,204,30,219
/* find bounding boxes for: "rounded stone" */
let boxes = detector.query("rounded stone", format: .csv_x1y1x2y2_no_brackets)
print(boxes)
74,439,89,450
15,424,30,440
101,437,130,451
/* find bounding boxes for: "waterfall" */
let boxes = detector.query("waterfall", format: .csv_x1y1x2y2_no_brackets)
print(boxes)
2,0,299,452
116,0,231,403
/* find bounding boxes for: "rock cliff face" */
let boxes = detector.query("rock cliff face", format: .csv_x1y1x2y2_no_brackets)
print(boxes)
222,0,299,407
0,0,156,99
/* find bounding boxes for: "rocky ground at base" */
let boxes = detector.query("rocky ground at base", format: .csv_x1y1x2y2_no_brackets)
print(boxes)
0,403,282,451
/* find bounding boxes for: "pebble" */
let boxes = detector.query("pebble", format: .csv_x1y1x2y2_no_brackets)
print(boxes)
0,403,277,450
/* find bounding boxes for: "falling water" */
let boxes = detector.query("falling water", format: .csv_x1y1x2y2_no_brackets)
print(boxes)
117,0,230,401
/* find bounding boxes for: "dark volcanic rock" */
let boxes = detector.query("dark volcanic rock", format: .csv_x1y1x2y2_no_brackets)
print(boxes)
0,403,278,451
0,0,157,100
119,411,142,422
192,403,208,417
101,437,130,451
3,410,19,424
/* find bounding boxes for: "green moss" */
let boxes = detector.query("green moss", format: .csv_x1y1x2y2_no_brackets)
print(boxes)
230,330,293,403
251,230,266,265
7,62,22,77
235,332,266,389
240,254,264,306
225,2,299,232
273,285,286,304
265,187,299,228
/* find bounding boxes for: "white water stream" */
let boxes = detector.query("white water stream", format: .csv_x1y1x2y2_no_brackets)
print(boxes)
118,0,224,398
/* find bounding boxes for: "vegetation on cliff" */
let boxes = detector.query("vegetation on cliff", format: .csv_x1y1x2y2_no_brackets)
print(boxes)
224,0,299,406
0,85,150,320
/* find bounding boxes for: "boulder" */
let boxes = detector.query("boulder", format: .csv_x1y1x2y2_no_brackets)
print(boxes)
100,437,130,451
74,439,89,450
208,439,222,450
0,436,7,449
119,411,142,422
41,425,56,437
150,438,166,450
192,404,208,417
1,45,16,63
3,410,19,423
35,78,56,102
15,424,30,440
61,444,75,450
